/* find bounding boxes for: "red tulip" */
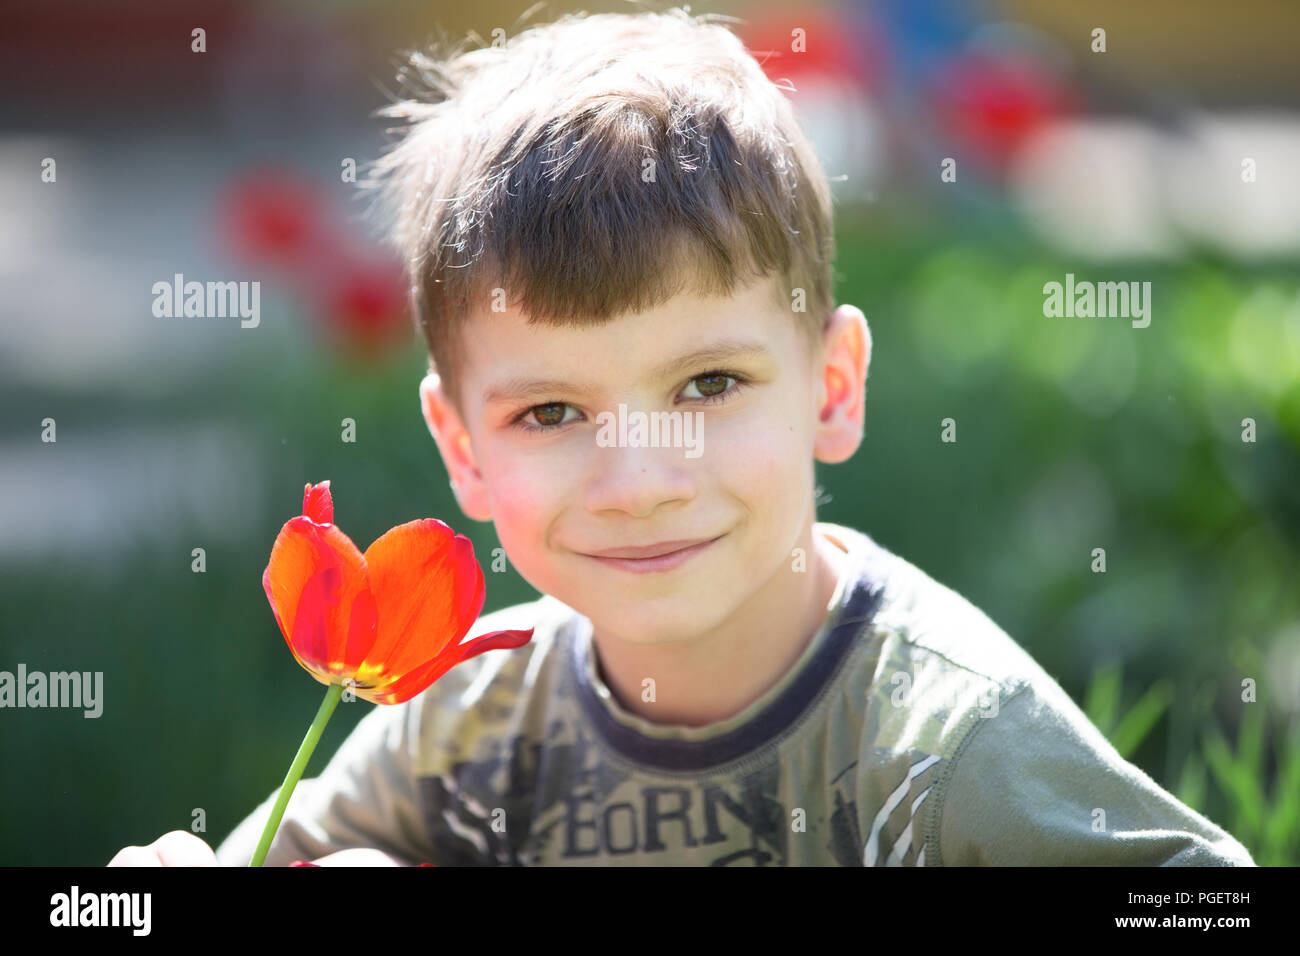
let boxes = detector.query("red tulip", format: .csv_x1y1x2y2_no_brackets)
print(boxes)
262,480,533,705
251,479,530,867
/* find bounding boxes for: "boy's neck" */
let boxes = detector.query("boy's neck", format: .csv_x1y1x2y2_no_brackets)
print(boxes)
586,519,849,729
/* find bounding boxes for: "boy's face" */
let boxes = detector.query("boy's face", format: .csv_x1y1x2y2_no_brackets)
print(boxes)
420,274,870,645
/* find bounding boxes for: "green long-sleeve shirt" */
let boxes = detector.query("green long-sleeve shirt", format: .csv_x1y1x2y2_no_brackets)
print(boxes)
215,522,1255,866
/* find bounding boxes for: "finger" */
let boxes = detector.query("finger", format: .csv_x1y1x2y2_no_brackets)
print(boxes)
152,831,217,867
309,848,404,867
107,846,163,867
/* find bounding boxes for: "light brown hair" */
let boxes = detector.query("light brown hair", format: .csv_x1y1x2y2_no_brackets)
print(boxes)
364,6,835,417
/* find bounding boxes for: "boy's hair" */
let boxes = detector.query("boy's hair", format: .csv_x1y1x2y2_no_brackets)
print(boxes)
364,7,835,417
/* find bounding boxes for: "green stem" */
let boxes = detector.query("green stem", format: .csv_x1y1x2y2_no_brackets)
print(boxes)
249,682,344,867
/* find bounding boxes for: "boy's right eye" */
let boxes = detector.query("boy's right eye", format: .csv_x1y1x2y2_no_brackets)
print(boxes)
512,402,580,433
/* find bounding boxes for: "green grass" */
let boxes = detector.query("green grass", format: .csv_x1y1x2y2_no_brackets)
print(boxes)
1083,660,1299,865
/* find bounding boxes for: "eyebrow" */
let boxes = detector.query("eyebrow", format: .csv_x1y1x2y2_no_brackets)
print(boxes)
482,339,774,406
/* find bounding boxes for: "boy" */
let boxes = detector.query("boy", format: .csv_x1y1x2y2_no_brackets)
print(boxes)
112,8,1253,866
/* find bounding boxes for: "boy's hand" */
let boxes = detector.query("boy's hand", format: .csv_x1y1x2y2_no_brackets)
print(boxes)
302,848,409,866
107,830,217,866
108,832,416,866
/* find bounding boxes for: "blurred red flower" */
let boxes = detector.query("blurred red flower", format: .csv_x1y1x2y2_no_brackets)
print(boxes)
220,167,412,357
933,53,1078,168
315,257,410,357
221,168,325,272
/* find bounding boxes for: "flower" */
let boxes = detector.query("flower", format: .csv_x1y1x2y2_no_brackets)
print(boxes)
220,167,411,360
262,480,533,705
314,258,409,358
221,167,324,271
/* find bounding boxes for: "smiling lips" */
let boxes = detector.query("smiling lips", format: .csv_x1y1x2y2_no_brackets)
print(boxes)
582,534,724,573
588,537,717,559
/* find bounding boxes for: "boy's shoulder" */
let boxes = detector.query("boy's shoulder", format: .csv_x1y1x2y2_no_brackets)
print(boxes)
831,522,1254,866
825,519,1051,731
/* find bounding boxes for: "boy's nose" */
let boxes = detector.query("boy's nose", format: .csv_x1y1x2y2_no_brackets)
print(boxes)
583,442,698,518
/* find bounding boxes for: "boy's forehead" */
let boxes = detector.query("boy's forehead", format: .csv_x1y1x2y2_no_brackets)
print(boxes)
466,275,798,404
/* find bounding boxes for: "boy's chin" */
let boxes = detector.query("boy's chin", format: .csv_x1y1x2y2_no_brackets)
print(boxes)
583,594,733,646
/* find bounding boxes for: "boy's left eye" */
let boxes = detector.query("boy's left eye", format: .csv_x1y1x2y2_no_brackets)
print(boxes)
509,370,749,433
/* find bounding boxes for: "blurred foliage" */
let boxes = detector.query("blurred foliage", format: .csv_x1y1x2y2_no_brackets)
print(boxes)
1083,659,1176,761
2,219,1297,865
1084,660,1298,865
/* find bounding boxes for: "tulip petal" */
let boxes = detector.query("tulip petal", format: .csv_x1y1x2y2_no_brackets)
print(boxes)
363,628,535,705
263,516,376,681
361,519,486,680
302,481,333,525
446,627,537,666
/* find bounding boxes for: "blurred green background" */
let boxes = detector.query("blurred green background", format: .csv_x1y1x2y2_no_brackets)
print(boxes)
1,0,1297,865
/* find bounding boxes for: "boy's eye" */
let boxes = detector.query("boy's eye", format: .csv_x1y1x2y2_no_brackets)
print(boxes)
510,370,748,433
529,402,575,428
680,373,731,399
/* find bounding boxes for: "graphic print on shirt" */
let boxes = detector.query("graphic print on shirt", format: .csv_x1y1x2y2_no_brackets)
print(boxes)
415,697,944,866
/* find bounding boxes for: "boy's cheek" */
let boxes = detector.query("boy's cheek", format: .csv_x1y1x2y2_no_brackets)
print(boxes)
484,480,561,584
482,461,551,523
722,428,793,493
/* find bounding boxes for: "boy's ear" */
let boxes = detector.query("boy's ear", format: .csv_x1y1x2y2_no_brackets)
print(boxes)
419,371,492,522
814,304,870,465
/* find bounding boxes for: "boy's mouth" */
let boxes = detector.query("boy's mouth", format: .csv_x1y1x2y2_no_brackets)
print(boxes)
580,534,725,573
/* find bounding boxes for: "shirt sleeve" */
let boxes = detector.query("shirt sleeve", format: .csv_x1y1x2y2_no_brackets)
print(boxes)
933,679,1257,866
213,694,431,867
